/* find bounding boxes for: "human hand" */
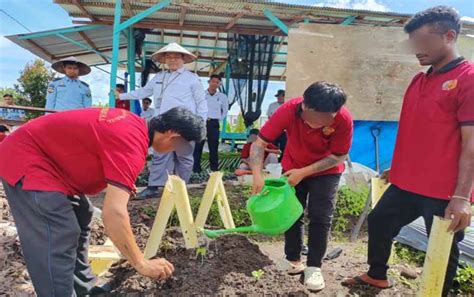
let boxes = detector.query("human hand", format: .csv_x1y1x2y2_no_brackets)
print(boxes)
135,258,174,280
444,198,472,233
283,168,307,187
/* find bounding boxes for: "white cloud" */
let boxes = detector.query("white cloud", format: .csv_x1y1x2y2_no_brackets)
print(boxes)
313,0,388,12
461,16,474,23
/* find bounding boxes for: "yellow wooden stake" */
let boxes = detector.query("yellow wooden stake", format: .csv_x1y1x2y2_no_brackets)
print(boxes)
144,175,198,259
195,171,235,229
89,244,121,276
371,177,395,263
418,216,454,297
371,177,390,208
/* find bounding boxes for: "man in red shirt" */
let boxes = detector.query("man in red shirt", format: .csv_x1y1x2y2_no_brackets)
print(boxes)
249,81,353,291
344,7,473,296
236,128,280,173
115,84,131,110
0,107,205,296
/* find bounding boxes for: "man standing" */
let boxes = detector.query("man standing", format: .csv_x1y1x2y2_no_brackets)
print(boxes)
267,89,287,161
0,107,205,296
193,74,229,173
117,43,207,199
249,82,353,291
1,94,25,120
140,98,155,121
343,7,473,296
46,57,92,111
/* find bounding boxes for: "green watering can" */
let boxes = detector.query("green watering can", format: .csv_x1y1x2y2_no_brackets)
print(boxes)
203,177,303,238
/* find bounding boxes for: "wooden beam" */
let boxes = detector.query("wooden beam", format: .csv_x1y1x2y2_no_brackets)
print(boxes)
210,32,219,65
73,18,287,36
55,45,128,59
122,0,133,17
179,6,187,27
72,0,97,21
194,32,201,72
79,31,108,63
225,12,244,30
274,17,304,33
25,39,55,60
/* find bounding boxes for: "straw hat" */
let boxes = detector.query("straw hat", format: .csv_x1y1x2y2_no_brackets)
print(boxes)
51,56,91,76
151,42,196,64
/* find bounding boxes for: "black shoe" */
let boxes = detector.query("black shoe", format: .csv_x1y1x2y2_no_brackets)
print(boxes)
89,283,112,296
302,245,309,256
135,186,159,200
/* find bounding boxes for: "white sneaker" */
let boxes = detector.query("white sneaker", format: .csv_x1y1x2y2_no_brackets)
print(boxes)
304,267,325,291
284,260,305,275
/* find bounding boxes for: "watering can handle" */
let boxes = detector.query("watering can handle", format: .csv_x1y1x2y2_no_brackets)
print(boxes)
279,176,296,194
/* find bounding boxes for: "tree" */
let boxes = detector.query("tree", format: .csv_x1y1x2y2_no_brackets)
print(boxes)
234,112,247,133
14,59,55,110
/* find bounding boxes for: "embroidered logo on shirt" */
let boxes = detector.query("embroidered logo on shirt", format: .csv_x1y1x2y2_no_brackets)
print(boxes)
322,126,335,136
99,108,128,123
442,79,458,91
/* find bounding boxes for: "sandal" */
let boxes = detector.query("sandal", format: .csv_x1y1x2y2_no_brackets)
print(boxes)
342,273,394,289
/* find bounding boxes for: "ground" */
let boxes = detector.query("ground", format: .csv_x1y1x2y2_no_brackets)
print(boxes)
1,183,423,296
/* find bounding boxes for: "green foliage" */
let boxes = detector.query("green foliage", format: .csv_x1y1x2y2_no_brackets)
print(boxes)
332,186,368,234
251,269,265,280
140,205,156,218
14,59,55,119
196,247,207,257
0,87,21,103
393,243,425,266
453,262,474,295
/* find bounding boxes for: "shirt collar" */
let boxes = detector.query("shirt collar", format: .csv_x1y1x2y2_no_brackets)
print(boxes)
427,56,465,75
168,67,185,74
65,76,78,82
207,89,219,96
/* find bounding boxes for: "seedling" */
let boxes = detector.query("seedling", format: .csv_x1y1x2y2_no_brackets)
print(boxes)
251,269,265,281
196,247,207,265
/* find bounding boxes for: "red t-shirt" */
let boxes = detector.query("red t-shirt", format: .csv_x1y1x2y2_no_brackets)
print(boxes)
241,142,278,159
115,99,130,110
390,59,474,201
259,97,353,176
0,133,6,142
0,108,148,196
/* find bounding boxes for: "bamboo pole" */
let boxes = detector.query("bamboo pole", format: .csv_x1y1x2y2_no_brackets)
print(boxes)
418,216,454,297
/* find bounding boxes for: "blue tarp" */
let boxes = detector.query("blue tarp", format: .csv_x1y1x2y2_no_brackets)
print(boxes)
349,121,399,173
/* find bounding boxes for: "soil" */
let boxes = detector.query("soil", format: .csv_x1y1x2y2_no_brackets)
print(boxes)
1,184,421,296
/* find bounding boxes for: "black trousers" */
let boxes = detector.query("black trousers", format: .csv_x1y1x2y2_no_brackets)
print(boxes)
367,185,464,296
273,132,287,162
285,174,341,267
3,180,96,297
193,119,220,172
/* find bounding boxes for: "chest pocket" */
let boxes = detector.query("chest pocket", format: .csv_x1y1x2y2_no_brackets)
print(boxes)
427,89,457,123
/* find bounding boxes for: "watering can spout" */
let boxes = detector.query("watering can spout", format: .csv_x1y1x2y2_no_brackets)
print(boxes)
203,225,257,239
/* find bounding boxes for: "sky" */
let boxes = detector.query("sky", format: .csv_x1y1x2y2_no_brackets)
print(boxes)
0,0,473,114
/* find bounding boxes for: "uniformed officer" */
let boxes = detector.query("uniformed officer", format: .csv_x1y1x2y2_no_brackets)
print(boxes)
46,56,92,111
117,43,207,199
193,74,229,173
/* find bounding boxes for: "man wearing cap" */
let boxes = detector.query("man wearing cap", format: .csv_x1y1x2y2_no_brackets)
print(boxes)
46,56,92,111
193,74,229,173
0,107,205,296
267,89,287,161
116,43,207,199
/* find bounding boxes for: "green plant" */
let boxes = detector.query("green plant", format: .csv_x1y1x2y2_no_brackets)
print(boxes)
393,243,425,266
140,205,157,218
453,262,474,295
196,247,208,264
332,186,368,234
251,269,265,280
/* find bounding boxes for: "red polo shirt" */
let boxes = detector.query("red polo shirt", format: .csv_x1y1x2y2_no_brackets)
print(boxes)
259,97,353,176
241,142,279,159
390,58,474,201
115,99,130,110
0,108,148,196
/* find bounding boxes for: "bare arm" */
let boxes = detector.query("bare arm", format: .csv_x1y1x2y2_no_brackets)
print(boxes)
306,154,348,176
102,184,174,279
249,137,269,193
452,126,474,199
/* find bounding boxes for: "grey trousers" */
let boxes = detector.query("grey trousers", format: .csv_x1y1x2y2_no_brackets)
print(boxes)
3,180,96,297
148,143,195,187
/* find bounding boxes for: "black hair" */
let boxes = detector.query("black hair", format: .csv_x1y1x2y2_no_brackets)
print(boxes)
249,128,259,135
148,107,205,146
404,6,461,35
302,81,347,113
209,74,222,81
0,125,9,133
3,94,12,98
116,84,125,91
142,97,152,103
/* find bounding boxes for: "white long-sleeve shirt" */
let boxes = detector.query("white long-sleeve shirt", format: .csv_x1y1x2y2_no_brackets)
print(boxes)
206,89,229,120
119,67,207,119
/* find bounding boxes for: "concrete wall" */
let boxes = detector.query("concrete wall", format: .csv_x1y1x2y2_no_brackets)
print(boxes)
285,23,474,121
